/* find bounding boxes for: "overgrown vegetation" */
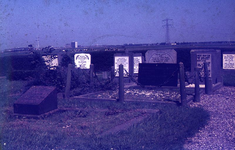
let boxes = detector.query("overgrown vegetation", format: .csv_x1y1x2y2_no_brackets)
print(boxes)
0,78,210,150
1,52,118,94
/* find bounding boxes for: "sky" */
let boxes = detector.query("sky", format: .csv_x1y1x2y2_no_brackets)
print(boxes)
0,0,235,50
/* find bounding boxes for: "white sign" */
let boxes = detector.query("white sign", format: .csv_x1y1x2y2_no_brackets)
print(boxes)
196,53,211,77
42,55,58,70
223,54,235,69
74,53,91,69
114,56,129,77
134,56,142,73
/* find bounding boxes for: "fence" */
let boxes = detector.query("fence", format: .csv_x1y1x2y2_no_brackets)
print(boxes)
114,62,212,106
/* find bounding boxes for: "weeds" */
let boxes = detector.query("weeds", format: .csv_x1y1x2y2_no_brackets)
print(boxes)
0,78,210,150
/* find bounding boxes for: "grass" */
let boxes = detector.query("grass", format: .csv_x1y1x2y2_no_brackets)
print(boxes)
0,77,210,150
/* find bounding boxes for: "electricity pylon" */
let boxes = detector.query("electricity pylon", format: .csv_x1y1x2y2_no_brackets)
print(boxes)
163,18,173,44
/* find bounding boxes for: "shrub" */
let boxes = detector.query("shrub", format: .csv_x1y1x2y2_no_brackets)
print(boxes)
60,53,72,67
6,52,44,80
4,51,117,94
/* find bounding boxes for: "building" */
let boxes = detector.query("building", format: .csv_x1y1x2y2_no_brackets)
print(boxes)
71,41,78,49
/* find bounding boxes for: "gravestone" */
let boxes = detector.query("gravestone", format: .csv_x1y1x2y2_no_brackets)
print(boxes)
145,49,177,64
138,63,178,86
42,55,59,70
223,53,235,69
133,53,143,74
14,86,57,115
191,49,222,84
222,52,235,86
114,53,143,77
74,53,91,69
114,53,132,77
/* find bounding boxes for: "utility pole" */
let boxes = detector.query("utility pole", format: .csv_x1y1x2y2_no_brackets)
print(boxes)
162,18,173,44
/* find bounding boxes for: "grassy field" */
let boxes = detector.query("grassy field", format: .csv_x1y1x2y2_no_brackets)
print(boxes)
0,77,210,150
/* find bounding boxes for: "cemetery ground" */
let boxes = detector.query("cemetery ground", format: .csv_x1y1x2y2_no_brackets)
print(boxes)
0,77,235,150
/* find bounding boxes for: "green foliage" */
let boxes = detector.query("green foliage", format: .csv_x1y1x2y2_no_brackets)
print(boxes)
5,52,45,80
27,63,117,93
3,52,117,93
41,46,55,54
60,53,72,67
70,70,118,96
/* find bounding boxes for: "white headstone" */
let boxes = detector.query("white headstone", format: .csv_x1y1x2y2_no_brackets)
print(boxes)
145,49,177,63
42,55,59,70
133,56,142,74
114,56,129,77
74,53,91,69
223,54,235,69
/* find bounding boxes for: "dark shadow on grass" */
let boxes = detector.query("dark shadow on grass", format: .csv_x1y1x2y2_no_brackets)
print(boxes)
83,103,210,150
0,94,210,150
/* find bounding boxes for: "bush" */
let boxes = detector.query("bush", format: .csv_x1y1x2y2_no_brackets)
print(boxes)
6,52,44,80
60,53,72,67
7,70,37,80
70,69,118,96
26,64,118,94
4,51,117,93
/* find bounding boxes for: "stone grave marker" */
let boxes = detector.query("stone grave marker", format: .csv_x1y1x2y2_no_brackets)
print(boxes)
74,53,91,69
223,53,235,69
145,49,177,64
191,49,222,84
196,53,212,77
114,53,143,77
14,86,57,115
133,53,143,74
42,54,59,70
114,54,131,77
138,63,178,86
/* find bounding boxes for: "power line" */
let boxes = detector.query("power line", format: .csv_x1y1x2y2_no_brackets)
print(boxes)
162,18,173,43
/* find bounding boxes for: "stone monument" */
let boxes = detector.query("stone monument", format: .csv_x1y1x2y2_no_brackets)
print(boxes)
42,54,59,70
114,53,132,77
14,86,57,115
145,49,177,64
138,63,178,86
74,53,91,69
191,49,222,84
133,53,143,74
223,53,235,69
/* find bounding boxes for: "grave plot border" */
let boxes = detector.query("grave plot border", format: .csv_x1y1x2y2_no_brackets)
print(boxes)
98,108,160,137
72,85,195,105
72,95,180,105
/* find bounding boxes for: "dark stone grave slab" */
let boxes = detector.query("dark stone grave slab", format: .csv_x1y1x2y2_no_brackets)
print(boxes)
14,86,57,115
138,63,178,86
